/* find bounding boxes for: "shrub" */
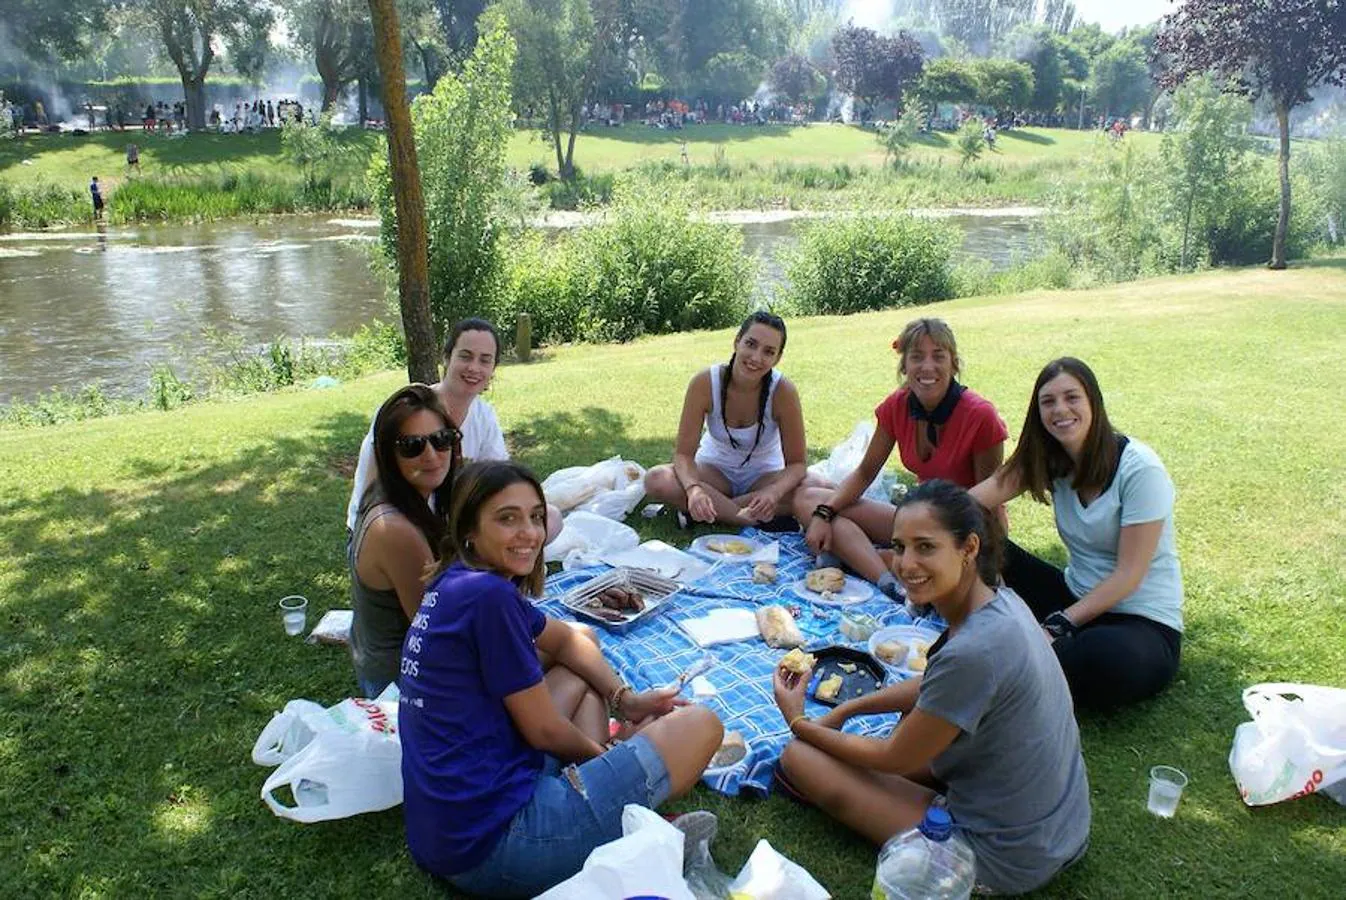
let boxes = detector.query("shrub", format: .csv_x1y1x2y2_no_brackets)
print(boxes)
544,168,615,209
956,122,985,167
498,189,755,345
784,215,960,315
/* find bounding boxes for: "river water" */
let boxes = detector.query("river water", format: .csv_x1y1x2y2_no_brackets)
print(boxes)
0,212,1040,405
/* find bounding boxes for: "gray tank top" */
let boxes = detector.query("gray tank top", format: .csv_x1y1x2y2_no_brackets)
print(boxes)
348,492,413,690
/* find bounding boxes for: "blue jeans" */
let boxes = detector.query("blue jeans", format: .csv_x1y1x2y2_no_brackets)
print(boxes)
446,735,672,898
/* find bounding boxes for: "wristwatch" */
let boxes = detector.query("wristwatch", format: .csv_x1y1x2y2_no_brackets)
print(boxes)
1042,611,1078,639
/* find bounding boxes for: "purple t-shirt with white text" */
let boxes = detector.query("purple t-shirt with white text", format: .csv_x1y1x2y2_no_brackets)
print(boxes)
399,561,547,877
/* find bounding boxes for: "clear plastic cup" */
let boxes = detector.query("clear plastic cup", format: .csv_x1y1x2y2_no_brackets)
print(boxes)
280,595,308,637
1147,765,1188,818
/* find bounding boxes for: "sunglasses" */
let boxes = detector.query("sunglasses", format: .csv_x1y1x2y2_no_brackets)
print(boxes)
394,428,457,459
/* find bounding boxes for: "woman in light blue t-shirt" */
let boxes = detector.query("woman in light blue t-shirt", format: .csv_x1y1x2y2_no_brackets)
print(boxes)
971,357,1183,710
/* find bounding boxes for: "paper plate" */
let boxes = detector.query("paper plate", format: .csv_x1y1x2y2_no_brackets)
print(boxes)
689,533,762,562
869,625,943,676
790,574,875,606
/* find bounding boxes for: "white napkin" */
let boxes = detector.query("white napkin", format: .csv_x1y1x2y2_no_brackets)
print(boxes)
747,541,779,564
676,608,760,647
689,676,718,699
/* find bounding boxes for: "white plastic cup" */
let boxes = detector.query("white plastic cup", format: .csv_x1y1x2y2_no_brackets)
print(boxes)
279,595,308,637
1147,765,1188,818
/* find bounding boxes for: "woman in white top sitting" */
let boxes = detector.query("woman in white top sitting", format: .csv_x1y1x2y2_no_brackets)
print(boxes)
644,311,816,526
347,318,561,542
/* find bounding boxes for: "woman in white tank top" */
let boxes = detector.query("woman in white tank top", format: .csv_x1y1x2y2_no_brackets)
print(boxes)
644,312,816,525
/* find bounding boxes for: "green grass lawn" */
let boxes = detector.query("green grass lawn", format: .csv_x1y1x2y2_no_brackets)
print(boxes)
2,264,1345,896
0,124,1154,219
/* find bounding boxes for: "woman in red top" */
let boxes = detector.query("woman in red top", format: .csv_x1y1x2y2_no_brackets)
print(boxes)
793,318,1008,603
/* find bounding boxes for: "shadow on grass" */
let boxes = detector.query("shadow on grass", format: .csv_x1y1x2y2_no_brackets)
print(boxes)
522,123,821,149
1297,256,1346,271
0,408,435,894
3,403,1342,896
1001,129,1056,146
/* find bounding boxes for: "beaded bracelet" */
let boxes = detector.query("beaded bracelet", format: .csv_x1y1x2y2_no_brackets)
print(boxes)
607,684,633,721
811,503,836,522
789,714,809,732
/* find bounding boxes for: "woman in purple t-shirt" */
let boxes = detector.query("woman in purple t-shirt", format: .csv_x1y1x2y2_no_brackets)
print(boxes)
398,461,724,897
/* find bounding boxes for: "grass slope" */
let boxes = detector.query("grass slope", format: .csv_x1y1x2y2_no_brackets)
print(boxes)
2,265,1344,897
0,123,1154,200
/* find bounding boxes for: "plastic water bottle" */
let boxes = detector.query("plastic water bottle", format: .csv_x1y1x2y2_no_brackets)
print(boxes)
872,807,976,900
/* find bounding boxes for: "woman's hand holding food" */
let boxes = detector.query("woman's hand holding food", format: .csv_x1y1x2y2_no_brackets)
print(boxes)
737,488,778,523
773,663,811,725
686,484,717,523
803,516,833,554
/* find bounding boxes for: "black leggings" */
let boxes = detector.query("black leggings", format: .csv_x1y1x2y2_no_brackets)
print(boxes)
1002,540,1182,711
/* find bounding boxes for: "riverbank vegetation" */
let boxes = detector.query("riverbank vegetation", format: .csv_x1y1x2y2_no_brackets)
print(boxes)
3,266,1344,896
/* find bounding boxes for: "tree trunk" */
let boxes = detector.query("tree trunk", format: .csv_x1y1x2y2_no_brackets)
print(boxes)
1181,189,1195,270
1271,102,1291,270
322,78,343,112
547,86,569,180
564,106,580,181
183,77,207,131
367,0,438,384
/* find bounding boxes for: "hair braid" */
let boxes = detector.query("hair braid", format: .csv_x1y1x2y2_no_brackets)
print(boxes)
743,370,773,465
721,356,738,450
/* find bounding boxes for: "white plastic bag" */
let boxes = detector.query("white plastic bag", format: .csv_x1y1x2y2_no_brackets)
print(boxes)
542,456,648,520
727,839,830,899
534,805,696,900
253,687,403,822
807,422,895,504
1229,682,1346,806
544,509,640,568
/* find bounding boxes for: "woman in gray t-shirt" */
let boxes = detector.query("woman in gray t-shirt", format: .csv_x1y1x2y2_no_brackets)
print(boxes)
773,480,1090,895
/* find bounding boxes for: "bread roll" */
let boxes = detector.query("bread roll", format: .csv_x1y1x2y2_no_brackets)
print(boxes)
757,605,805,649
752,563,778,584
779,647,817,673
805,567,846,593
816,674,843,702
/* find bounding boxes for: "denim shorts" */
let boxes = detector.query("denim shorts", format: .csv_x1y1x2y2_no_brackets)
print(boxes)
446,734,672,898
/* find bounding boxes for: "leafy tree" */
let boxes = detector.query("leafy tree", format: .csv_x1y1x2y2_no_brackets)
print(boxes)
500,0,611,181
972,58,1033,116
401,0,450,89
0,0,106,61
372,9,517,345
831,23,925,109
432,0,488,62
128,0,274,130
769,54,825,103
1088,40,1150,119
1001,24,1065,113
1159,76,1254,268
1155,0,1346,268
914,56,980,109
283,0,371,111
701,51,768,104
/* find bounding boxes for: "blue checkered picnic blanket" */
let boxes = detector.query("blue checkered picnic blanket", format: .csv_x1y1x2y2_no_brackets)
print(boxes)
540,528,947,796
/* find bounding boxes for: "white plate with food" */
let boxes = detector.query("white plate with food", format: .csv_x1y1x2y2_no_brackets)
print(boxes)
790,573,876,606
689,533,763,562
869,625,942,676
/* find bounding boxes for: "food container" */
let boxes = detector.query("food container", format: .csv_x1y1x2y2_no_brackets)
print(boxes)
561,567,682,634
839,611,881,642
805,645,887,707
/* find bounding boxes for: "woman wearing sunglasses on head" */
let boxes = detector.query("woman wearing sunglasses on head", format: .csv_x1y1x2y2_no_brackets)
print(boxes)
349,384,462,699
